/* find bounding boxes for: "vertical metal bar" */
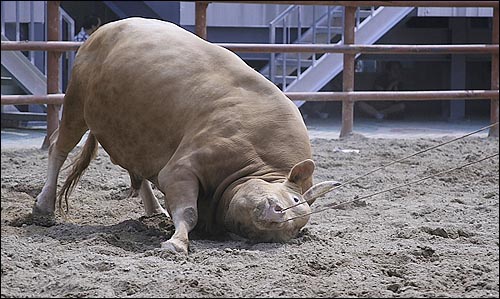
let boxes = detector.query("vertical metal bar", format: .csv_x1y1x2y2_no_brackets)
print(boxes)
44,1,47,76
269,23,275,82
30,1,35,62
41,1,61,150
340,5,356,138
341,5,345,44
282,18,286,90
297,6,302,78
312,6,316,65
195,1,209,40
327,6,332,43
356,7,360,27
269,24,276,82
311,6,316,43
297,6,302,42
15,1,20,41
287,14,291,43
489,6,499,137
1,1,5,36
59,12,63,93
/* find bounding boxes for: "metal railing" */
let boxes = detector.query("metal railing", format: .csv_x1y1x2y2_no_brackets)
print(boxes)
1,1,74,93
1,1,499,146
268,5,375,90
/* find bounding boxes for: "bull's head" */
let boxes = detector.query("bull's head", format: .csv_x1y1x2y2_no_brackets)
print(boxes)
224,159,340,242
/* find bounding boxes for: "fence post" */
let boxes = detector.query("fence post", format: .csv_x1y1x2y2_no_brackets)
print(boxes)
195,1,209,40
489,6,499,137
41,1,61,149
340,5,356,138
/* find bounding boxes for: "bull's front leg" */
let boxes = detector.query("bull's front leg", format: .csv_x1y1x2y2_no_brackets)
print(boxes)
157,165,199,254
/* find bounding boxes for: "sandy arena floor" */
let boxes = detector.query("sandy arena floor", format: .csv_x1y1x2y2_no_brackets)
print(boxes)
1,119,498,298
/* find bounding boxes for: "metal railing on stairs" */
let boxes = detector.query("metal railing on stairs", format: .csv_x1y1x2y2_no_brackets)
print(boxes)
1,1,75,128
266,5,375,91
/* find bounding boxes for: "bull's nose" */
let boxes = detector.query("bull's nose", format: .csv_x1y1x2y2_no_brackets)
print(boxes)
267,198,284,214
261,199,285,222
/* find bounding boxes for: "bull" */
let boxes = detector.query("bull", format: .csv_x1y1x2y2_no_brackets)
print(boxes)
33,18,338,254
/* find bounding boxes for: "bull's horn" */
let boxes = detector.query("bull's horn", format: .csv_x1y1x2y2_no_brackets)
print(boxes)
303,180,341,205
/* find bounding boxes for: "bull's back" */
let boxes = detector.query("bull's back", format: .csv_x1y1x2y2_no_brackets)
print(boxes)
69,17,310,181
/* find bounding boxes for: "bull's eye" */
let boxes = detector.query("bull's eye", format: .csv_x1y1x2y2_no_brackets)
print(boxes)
293,196,300,203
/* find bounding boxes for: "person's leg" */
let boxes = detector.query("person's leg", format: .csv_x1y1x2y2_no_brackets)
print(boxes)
357,101,384,119
380,102,405,118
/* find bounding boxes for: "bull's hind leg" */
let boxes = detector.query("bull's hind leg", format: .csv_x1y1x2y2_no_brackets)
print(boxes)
139,180,168,216
157,165,199,254
33,87,88,215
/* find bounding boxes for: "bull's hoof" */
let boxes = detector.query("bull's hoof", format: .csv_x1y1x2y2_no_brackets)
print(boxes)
32,203,55,217
31,204,57,227
161,239,188,255
31,212,57,227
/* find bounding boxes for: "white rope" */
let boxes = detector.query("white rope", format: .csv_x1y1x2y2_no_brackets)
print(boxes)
281,153,498,223
282,122,499,212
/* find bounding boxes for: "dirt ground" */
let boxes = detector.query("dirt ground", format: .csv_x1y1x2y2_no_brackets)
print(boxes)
1,134,498,298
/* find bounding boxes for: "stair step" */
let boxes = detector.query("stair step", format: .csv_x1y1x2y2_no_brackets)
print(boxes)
298,33,342,44
313,26,343,33
1,111,47,121
274,75,297,83
274,58,314,65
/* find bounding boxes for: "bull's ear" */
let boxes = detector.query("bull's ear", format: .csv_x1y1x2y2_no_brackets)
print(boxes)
303,181,341,205
287,159,315,185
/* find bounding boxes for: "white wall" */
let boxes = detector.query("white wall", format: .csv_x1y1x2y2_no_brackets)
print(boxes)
179,2,332,28
2,1,45,23
417,7,493,17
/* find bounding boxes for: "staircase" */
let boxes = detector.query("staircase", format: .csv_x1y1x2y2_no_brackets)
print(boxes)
261,5,414,107
1,34,47,95
1,1,75,128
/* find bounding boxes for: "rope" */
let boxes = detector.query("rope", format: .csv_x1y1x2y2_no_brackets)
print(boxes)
281,152,499,223
282,122,499,212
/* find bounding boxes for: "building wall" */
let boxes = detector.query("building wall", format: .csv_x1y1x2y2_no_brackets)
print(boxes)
417,7,493,17
179,2,332,28
1,1,45,23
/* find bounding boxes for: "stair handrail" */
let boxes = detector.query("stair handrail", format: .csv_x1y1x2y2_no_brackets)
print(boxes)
268,5,347,90
285,6,381,92
266,4,380,91
269,5,299,84
1,1,75,119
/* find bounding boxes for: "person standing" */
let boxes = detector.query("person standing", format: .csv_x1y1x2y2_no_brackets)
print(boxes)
74,15,102,42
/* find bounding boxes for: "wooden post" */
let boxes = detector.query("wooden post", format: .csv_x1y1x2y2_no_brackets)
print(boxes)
195,1,209,40
489,6,499,137
340,6,356,138
41,1,61,149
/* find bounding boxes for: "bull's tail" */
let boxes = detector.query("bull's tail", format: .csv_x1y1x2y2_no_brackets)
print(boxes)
57,132,98,213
